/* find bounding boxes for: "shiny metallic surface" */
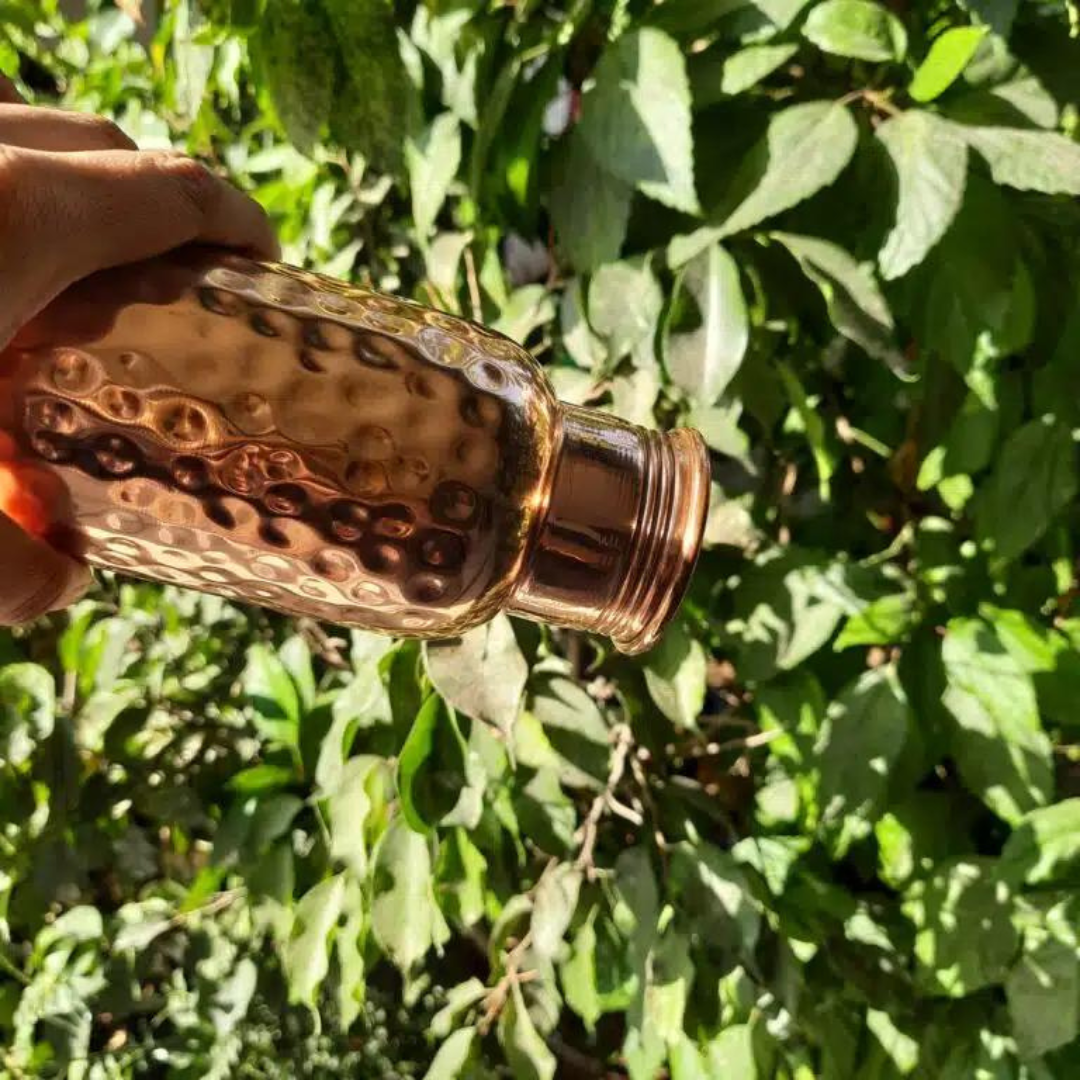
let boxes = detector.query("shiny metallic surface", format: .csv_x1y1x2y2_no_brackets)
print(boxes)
1,249,709,651
508,407,710,654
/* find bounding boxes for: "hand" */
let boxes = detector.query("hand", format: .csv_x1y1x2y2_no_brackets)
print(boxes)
0,75,280,625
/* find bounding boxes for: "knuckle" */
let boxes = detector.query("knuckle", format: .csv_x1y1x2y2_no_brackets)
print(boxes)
83,113,135,150
157,154,220,215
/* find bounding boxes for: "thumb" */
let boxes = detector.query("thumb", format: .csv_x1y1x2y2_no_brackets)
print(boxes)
0,512,90,625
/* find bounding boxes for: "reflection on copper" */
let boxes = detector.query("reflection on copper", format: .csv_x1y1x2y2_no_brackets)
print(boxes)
2,248,710,653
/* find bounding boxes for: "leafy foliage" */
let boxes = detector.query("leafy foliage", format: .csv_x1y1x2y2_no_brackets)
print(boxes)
2,0,1080,1077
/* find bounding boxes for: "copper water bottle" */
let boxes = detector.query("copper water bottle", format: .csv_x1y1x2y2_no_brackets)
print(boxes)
0,250,709,654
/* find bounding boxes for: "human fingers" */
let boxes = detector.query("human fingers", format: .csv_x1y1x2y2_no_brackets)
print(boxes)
0,145,279,343
0,104,137,152
36,147,280,268
0,510,90,626
0,74,24,105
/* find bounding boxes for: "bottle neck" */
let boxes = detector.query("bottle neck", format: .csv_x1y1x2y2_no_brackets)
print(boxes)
507,404,710,655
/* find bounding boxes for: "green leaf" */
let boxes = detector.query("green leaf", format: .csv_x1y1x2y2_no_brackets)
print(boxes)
324,0,411,171
528,673,611,789
904,857,1018,997
327,756,384,877
409,4,478,126
647,0,749,36
959,0,1018,36
247,793,304,857
955,123,1080,196
437,827,487,926
815,666,912,857
715,101,858,237
498,980,557,1080
865,1010,919,1076
258,0,333,153
917,388,998,497
494,285,557,346
612,851,662,1054
243,644,301,749
974,417,1078,562
560,279,608,372
515,766,577,851
0,663,55,768
550,131,632,273
664,242,748,404
578,28,699,214
942,618,1053,824
397,694,469,834
726,552,850,682
279,635,315,712
424,615,527,737
690,43,799,106
432,978,488,1039
755,669,825,782
371,818,449,972
706,1024,761,1077
112,899,173,954
589,257,664,365
532,863,583,959
407,112,461,239
0,38,17,78
423,1026,478,1080
877,110,968,280
1000,800,1080,887
802,0,907,63
77,615,137,695
608,366,661,428
910,27,988,102
772,232,903,372
644,620,707,729
173,0,214,121
317,664,391,795
282,875,345,1010
907,175,1032,386
777,361,836,499
336,873,367,1031
983,606,1080,730
624,925,693,1076
668,840,760,959
834,591,917,649
1006,918,1079,1059
560,907,601,1031
875,792,976,889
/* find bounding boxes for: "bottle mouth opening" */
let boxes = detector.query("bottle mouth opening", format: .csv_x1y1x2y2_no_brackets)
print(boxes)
606,427,711,654
507,407,711,655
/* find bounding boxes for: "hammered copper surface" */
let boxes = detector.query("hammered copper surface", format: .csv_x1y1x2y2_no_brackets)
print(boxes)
1,249,709,652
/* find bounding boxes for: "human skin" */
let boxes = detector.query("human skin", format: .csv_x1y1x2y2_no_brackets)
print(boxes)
0,74,279,625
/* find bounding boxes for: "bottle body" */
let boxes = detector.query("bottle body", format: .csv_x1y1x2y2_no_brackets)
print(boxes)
0,250,709,653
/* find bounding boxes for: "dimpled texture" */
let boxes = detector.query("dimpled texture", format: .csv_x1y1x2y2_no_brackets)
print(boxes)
6,255,558,636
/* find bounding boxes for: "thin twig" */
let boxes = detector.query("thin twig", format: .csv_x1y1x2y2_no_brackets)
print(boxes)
630,754,667,854
298,619,349,670
0,949,29,986
61,669,78,716
463,245,483,323
837,87,902,117
575,723,634,875
169,887,246,929
684,729,783,758
478,930,537,1034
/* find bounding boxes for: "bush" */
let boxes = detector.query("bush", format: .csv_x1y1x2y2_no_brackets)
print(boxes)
2,0,1080,1076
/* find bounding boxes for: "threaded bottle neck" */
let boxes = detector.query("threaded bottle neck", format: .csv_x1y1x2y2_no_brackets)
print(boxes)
507,404,710,654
